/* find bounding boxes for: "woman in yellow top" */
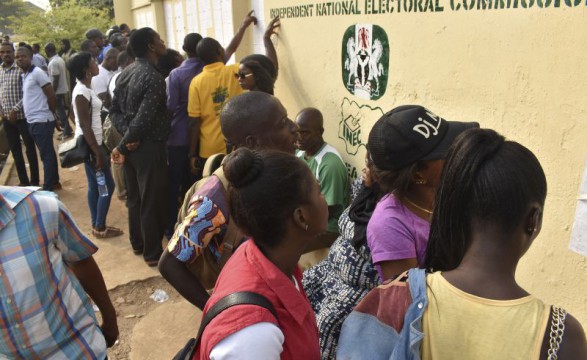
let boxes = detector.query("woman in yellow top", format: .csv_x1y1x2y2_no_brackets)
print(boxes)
422,128,586,359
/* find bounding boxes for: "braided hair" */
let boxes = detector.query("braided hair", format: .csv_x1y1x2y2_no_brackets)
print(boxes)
223,148,314,248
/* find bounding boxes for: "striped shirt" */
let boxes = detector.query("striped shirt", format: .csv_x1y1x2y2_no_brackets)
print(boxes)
0,62,25,120
0,186,107,359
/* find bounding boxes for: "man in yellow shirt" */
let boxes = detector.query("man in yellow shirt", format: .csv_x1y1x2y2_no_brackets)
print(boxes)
187,38,242,174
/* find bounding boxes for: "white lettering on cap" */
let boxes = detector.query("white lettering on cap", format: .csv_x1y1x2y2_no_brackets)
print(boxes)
413,111,442,139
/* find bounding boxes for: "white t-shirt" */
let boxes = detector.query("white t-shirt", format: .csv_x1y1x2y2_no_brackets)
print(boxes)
47,55,68,94
91,65,115,96
208,277,301,359
22,66,53,123
72,82,103,144
108,71,121,99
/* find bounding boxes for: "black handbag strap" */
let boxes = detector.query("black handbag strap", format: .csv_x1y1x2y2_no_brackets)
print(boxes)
195,291,278,346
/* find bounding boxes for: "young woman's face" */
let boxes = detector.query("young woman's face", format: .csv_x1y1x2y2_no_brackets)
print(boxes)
89,58,99,77
362,153,374,187
237,64,256,90
419,159,446,189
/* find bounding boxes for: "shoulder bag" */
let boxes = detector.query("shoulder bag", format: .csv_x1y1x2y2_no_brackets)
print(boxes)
172,291,278,360
58,98,92,168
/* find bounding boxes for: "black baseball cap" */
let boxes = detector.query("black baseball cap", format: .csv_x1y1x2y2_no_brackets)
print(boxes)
85,29,103,40
367,105,479,171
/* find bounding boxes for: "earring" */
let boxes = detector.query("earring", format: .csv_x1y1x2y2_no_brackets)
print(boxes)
527,227,536,234
305,224,309,231
415,179,427,185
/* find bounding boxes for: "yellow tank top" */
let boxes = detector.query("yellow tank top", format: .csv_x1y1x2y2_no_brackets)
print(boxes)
421,272,550,360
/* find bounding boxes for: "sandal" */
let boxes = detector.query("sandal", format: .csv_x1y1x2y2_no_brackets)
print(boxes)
92,226,124,239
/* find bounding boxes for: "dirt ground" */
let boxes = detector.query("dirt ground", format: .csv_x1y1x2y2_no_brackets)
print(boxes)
3,141,202,359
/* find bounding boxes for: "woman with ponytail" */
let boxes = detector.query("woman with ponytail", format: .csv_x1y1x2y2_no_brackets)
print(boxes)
193,148,326,360
338,128,586,360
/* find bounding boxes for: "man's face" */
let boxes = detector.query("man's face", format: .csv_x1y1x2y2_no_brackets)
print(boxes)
103,55,118,71
150,33,167,59
15,49,31,69
88,41,99,58
92,37,104,48
0,45,15,66
257,100,297,154
60,41,67,53
295,113,323,152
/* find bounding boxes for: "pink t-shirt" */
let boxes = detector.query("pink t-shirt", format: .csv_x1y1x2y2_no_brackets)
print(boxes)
367,193,430,280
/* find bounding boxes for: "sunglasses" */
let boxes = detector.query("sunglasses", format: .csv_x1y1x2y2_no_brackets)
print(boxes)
234,72,254,80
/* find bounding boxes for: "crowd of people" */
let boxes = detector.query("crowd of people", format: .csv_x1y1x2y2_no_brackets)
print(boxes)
0,10,585,360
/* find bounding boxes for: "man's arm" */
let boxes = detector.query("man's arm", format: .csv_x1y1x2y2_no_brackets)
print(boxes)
92,76,111,109
158,250,210,310
68,256,119,347
263,16,280,71
224,10,257,62
166,72,179,113
188,116,201,174
41,83,57,113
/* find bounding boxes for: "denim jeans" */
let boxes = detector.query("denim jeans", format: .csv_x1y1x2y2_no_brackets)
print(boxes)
28,121,59,190
84,146,115,230
4,119,39,185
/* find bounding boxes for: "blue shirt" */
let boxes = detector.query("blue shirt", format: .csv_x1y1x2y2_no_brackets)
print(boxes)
21,66,54,123
0,186,106,359
166,57,204,147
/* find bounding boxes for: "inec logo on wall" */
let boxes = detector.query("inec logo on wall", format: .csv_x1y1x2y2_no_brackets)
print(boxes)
342,24,389,101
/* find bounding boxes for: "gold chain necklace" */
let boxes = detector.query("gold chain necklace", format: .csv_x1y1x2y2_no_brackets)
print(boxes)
403,197,433,215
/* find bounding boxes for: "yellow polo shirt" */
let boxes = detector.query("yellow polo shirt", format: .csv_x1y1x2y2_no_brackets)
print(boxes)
188,62,243,158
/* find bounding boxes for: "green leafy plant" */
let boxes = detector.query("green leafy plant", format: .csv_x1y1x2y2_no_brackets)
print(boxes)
10,0,113,50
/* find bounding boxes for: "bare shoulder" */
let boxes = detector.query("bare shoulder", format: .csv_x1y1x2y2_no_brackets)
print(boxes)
540,310,587,360
557,313,587,360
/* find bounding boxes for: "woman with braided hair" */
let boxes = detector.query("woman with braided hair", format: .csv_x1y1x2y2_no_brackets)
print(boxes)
193,148,326,360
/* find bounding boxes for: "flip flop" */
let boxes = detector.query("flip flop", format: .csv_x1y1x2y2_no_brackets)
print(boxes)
92,226,124,239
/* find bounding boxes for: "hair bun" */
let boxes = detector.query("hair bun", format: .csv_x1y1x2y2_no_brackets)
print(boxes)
223,148,265,188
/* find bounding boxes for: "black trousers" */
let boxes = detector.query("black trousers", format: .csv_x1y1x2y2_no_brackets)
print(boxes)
3,119,39,185
124,140,168,261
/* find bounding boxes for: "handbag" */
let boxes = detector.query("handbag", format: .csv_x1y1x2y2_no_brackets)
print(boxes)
172,291,278,360
58,97,93,168
58,135,91,168
102,113,122,152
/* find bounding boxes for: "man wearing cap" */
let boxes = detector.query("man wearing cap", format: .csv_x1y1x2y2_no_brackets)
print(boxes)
366,105,478,281
295,107,349,268
85,29,104,63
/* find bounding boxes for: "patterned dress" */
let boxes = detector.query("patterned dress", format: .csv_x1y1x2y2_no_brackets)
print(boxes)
302,178,380,359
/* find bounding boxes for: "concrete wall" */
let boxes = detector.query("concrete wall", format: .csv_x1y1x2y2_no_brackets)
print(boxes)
267,0,587,324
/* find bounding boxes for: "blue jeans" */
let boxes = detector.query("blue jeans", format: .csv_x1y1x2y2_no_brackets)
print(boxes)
84,147,115,230
28,121,59,190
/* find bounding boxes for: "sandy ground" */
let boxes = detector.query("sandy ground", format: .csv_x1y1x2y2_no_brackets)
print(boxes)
2,139,203,359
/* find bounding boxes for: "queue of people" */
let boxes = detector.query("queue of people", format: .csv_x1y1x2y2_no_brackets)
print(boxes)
0,11,586,360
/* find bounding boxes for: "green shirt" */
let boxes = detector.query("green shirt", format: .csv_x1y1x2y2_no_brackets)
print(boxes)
297,143,350,233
